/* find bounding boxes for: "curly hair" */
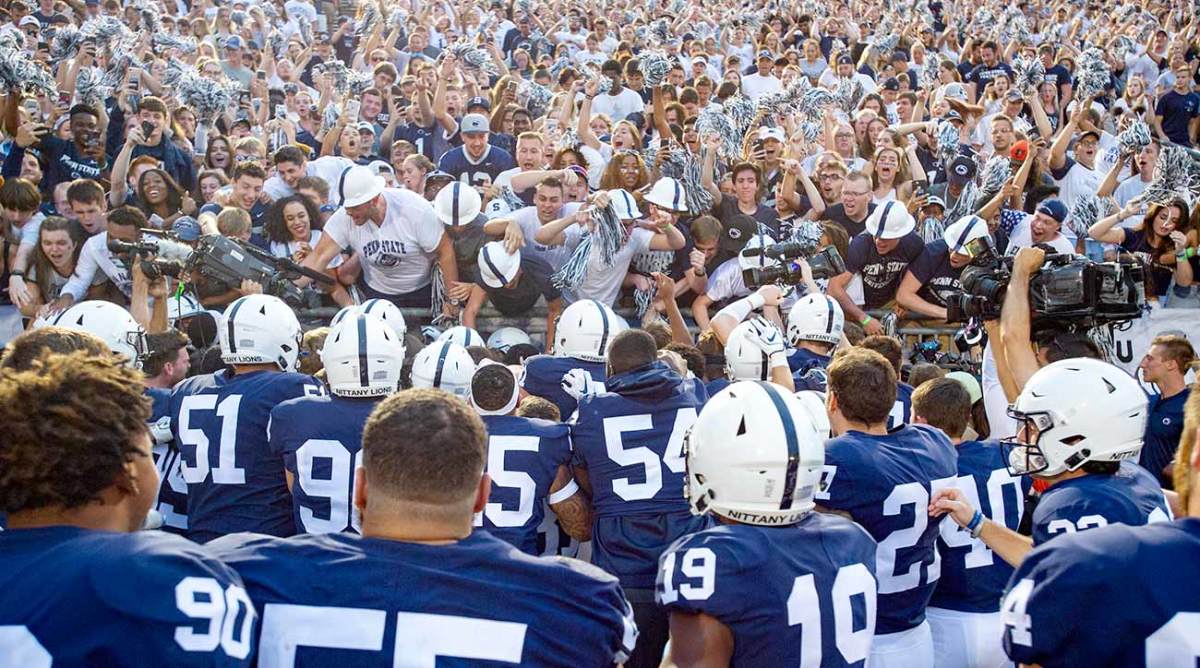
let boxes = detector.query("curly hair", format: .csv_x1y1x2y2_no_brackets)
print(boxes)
0,326,110,371
265,194,325,244
0,352,151,513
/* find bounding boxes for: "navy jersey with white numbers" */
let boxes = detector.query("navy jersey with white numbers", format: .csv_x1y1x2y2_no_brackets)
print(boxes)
887,382,913,430
815,424,959,634
474,415,574,555
930,440,1031,613
148,386,189,534
522,354,607,420
658,513,879,667
1001,518,1200,668
571,361,710,588
437,145,516,188
1031,460,1172,545
788,347,831,392
269,394,380,535
0,526,256,667
170,369,324,543
209,531,638,667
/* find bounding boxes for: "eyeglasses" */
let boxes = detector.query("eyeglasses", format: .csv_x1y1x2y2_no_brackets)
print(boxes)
843,190,871,197
819,173,844,181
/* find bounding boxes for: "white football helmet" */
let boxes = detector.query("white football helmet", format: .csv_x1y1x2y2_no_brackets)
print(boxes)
724,319,781,381
410,341,476,399
321,312,405,397
865,200,916,239
359,299,407,338
1004,358,1148,477
165,292,204,325
50,300,147,369
942,214,991,255
787,294,844,347
555,300,620,362
219,294,303,371
686,381,827,525
434,181,483,226
477,241,521,289
487,327,533,353
738,231,778,271
794,390,831,439
438,325,486,348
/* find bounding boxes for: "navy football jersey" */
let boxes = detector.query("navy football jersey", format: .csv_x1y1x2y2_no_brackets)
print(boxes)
571,361,710,589
1001,518,1200,668
887,382,913,430
474,415,574,555
269,394,380,535
209,531,637,667
437,145,517,188
815,424,959,634
788,347,831,392
1031,460,1172,545
658,513,879,667
170,369,324,543
930,440,1031,613
522,354,607,420
148,386,189,533
0,526,256,666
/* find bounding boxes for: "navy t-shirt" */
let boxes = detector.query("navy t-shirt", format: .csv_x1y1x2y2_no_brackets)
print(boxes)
1139,388,1189,480
845,232,926,309
906,240,963,307
1155,90,1200,147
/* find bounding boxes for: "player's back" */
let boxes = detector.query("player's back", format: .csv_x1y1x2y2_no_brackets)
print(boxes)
270,394,378,535
0,526,256,667
148,385,189,533
658,513,879,667
1001,517,1200,668
931,439,1031,612
171,368,323,542
570,361,710,588
522,354,607,420
816,424,959,634
475,415,574,554
1032,460,1172,545
209,531,636,668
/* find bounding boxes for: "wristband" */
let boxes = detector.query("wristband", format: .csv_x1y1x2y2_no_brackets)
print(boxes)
860,315,873,326
966,510,985,538
746,293,766,310
767,350,789,370
9,270,23,278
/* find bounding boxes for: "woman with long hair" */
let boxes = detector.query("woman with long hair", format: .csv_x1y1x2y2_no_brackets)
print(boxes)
195,169,230,205
205,135,234,177
265,195,352,306
870,146,911,203
19,217,80,319
1089,197,1196,300
135,168,195,227
400,154,436,194
599,149,650,192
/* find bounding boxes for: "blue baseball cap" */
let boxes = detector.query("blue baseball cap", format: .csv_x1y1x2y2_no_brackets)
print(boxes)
172,216,201,241
1036,199,1068,224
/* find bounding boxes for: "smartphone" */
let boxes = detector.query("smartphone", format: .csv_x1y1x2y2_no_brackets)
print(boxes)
275,104,287,119
141,120,155,138
913,179,930,198
130,70,141,90
257,70,267,82
22,99,39,116
345,98,361,121
58,91,72,106
316,14,328,33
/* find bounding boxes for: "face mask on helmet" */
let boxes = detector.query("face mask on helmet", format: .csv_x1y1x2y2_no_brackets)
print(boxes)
1001,408,1056,475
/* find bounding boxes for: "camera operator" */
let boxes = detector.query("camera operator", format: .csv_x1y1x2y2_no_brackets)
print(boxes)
41,206,147,317
828,202,925,336
897,215,992,322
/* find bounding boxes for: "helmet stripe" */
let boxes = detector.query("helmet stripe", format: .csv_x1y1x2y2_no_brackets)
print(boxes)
337,165,353,205
481,245,506,285
756,381,800,510
824,296,835,334
451,182,461,225
672,180,683,210
433,341,451,388
226,297,247,354
876,201,895,238
357,314,370,388
952,216,982,252
759,350,768,381
592,300,610,358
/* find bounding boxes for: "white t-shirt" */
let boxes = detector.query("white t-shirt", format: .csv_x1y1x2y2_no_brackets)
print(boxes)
703,257,750,303
513,203,584,272
62,232,131,301
563,226,654,306
1005,216,1077,255
263,156,355,206
1114,176,1150,229
740,73,783,100
589,88,645,123
321,188,445,295
270,229,343,268
1051,158,1102,211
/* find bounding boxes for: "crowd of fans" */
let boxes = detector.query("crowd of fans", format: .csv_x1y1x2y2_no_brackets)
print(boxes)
1,0,1200,665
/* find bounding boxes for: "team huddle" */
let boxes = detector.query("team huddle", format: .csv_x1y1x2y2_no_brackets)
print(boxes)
0,290,1198,668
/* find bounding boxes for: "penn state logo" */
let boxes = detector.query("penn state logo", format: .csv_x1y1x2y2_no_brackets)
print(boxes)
728,227,743,240
376,253,402,267
1163,417,1172,426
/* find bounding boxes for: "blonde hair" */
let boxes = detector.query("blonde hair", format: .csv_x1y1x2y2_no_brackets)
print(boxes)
216,207,252,237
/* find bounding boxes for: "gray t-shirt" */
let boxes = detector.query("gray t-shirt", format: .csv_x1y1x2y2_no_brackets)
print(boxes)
513,203,584,273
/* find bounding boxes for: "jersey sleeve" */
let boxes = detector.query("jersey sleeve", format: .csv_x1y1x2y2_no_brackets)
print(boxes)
1001,537,1111,668
656,533,753,622
553,557,639,664
90,534,257,666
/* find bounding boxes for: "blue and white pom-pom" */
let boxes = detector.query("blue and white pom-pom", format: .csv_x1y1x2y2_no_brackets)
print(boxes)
153,33,198,55
1117,120,1151,156
1142,145,1200,206
695,107,741,160
517,80,553,117
1067,192,1102,241
552,201,627,290
649,18,672,43
79,15,131,47
935,119,960,168
682,151,715,215
74,67,111,105
833,76,862,115
723,95,757,136
631,250,675,316
449,43,498,77
0,42,58,95
174,67,240,120
1011,54,1044,97
638,51,672,88
1073,47,1111,100
978,155,1011,200
50,25,83,61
